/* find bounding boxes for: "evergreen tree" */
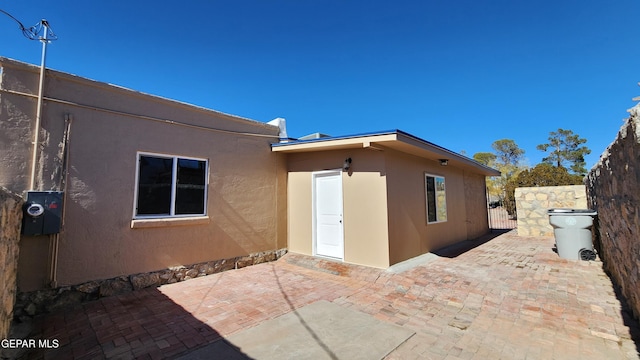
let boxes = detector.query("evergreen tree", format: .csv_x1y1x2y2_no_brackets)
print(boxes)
536,128,591,175
474,139,527,209
473,152,496,167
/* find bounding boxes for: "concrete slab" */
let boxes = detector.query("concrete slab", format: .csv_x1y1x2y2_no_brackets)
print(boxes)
177,339,250,360
385,232,505,274
385,252,440,274
181,300,414,360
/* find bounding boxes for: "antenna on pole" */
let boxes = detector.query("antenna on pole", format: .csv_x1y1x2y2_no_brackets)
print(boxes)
1,9,58,190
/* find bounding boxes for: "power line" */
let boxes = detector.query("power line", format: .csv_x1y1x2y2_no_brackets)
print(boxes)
1,8,58,190
0,8,57,41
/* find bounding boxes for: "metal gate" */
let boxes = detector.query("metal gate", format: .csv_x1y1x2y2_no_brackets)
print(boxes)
487,191,517,230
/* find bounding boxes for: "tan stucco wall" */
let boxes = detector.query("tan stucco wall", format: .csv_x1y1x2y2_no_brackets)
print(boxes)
384,149,486,265
286,171,313,255
286,149,390,268
285,146,491,268
464,171,492,239
1,58,286,290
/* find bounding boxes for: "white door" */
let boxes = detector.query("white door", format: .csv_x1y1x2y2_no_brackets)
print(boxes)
313,171,344,260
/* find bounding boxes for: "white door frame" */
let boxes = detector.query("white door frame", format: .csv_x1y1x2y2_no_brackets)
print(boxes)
312,169,344,260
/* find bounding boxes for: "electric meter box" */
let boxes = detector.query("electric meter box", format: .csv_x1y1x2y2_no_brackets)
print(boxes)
22,191,64,236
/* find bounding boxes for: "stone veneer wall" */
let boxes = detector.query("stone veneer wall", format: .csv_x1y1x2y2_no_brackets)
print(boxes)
13,248,287,321
514,185,587,237
586,103,640,319
0,188,24,339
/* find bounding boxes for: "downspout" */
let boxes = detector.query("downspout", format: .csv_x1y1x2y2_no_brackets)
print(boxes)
29,24,49,191
48,113,72,288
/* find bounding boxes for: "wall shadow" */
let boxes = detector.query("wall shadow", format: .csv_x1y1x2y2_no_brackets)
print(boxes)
592,217,640,355
432,230,511,258
17,287,251,359
613,283,640,357
602,265,640,357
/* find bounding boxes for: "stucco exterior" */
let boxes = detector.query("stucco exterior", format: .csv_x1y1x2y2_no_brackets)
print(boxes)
286,149,390,268
385,148,488,265
275,131,499,268
1,57,499,291
0,58,287,290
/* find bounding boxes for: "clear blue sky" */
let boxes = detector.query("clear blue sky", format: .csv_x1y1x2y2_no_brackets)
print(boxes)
2,1,639,170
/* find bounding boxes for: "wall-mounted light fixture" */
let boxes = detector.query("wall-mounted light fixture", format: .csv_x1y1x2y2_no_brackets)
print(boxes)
439,159,449,166
343,157,352,171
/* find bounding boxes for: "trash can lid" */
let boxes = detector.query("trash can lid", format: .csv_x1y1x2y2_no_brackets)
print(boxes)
547,208,597,216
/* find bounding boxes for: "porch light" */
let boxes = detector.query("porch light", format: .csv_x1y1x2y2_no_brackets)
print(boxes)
343,157,352,171
439,159,449,166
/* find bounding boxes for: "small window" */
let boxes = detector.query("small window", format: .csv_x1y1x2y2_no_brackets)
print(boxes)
135,153,208,218
425,174,447,223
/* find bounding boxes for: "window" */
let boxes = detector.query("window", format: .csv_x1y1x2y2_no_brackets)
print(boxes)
135,153,208,218
425,174,447,223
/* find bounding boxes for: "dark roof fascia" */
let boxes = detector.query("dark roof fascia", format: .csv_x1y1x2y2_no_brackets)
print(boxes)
271,129,400,146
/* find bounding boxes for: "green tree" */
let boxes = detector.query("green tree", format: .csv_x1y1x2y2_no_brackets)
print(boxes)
503,163,584,216
492,139,525,169
474,139,527,210
536,128,591,175
491,139,527,182
473,152,496,167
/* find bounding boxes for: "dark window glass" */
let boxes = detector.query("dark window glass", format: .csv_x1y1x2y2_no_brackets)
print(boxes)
175,159,206,215
137,156,173,215
435,177,447,221
426,175,447,223
426,176,436,222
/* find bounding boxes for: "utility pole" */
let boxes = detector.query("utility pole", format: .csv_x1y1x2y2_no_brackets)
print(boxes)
31,19,55,190
0,9,58,190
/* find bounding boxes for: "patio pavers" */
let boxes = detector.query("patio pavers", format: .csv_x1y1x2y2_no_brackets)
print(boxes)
20,231,640,359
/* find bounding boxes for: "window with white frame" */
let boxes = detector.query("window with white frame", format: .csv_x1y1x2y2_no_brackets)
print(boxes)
425,174,447,223
135,153,208,218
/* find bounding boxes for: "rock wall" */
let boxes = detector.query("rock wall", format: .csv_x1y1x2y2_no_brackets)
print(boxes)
515,185,587,237
13,248,287,320
0,188,24,339
586,103,640,319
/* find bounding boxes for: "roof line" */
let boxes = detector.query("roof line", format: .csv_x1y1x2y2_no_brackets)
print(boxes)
272,129,499,175
271,129,400,146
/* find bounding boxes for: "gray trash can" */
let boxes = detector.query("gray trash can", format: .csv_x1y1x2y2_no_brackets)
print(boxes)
548,208,597,260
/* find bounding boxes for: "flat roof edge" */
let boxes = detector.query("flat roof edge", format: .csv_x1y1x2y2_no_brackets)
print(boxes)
0,57,277,131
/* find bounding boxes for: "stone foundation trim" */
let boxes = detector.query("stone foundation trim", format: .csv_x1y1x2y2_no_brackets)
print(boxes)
13,248,288,320
0,188,24,340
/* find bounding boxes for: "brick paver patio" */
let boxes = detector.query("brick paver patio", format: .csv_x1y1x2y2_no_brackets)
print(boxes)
17,231,640,359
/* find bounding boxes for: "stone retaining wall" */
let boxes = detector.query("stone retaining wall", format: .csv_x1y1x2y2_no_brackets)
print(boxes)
586,103,640,319
0,188,24,339
515,185,587,237
13,248,287,321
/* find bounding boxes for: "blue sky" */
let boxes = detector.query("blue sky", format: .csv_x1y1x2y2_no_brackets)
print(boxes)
2,1,638,170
